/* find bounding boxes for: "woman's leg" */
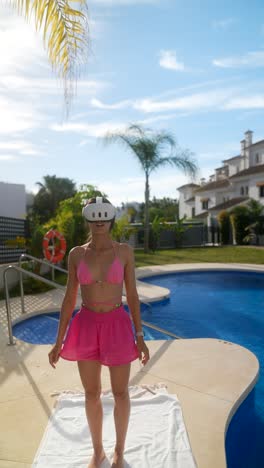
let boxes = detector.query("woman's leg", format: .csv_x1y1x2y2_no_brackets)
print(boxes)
109,363,131,467
77,360,105,468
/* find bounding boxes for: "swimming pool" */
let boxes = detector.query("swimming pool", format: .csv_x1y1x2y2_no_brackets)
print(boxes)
140,270,264,468
12,308,172,344
12,269,263,467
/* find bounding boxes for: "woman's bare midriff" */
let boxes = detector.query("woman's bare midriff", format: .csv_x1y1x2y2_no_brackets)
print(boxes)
80,283,123,313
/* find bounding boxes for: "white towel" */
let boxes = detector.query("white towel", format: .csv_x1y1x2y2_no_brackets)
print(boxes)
32,383,197,468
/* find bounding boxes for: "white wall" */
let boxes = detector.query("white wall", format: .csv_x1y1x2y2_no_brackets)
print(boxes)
226,161,242,176
249,143,264,167
0,182,26,219
179,187,196,218
248,175,264,204
195,191,217,215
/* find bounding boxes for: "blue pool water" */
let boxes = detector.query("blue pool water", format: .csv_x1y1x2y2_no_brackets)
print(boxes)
12,308,172,345
141,270,264,468
13,270,264,467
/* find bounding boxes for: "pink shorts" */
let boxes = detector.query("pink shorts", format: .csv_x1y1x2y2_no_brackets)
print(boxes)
59,304,139,366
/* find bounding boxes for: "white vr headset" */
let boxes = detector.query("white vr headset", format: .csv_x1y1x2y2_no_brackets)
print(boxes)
82,196,116,222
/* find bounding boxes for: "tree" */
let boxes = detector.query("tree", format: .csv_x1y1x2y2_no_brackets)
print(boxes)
10,1,89,112
139,196,179,222
32,175,77,223
230,205,251,245
244,199,264,245
104,124,198,253
217,210,231,245
41,184,105,254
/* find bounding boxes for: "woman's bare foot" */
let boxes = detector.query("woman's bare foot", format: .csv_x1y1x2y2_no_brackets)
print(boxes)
111,448,124,468
88,449,106,468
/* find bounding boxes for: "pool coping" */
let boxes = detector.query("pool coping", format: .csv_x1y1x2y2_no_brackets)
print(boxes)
0,262,262,468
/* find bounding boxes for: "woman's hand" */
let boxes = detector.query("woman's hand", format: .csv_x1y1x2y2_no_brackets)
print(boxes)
136,338,150,366
48,343,62,369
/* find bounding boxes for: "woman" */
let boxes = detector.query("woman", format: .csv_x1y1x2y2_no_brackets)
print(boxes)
48,196,150,468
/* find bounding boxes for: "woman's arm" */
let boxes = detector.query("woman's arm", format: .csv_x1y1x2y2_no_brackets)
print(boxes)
123,243,150,366
123,244,143,337
55,248,79,347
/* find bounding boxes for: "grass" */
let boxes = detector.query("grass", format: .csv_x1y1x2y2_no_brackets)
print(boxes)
134,246,264,267
1,246,263,299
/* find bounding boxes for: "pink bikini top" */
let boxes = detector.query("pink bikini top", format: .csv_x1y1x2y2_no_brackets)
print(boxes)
77,242,124,286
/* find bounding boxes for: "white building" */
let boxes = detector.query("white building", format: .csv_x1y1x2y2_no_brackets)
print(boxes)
177,130,264,224
0,182,26,219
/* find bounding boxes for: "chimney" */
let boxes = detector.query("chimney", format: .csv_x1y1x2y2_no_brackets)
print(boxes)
244,130,253,148
240,139,246,157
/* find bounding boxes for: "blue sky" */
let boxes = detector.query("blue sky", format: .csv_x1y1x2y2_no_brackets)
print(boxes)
1,0,264,206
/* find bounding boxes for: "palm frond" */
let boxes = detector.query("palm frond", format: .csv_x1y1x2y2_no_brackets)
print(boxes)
12,0,89,114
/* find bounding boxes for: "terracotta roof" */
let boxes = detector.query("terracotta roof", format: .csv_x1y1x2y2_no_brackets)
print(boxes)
229,164,264,179
194,179,230,193
215,166,228,170
177,183,200,190
249,139,264,148
208,197,250,212
222,155,242,163
185,196,195,203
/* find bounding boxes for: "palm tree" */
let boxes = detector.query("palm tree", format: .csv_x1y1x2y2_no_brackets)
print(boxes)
33,175,76,222
244,199,264,245
104,123,198,253
10,1,89,112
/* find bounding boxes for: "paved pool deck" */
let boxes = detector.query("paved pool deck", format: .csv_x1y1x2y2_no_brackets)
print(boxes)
0,263,261,468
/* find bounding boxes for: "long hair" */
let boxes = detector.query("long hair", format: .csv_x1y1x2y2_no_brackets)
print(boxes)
85,197,115,242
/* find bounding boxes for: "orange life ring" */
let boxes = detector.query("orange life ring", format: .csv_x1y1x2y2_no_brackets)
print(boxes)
42,229,67,264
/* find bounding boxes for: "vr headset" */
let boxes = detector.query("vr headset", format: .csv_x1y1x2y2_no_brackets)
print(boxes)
82,196,116,223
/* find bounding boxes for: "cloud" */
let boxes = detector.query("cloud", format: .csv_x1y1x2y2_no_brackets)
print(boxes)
0,7,108,136
90,0,159,5
0,155,17,161
0,140,41,156
79,138,94,147
212,18,237,30
91,97,132,110
213,51,264,68
0,8,47,75
0,96,43,134
51,121,128,138
223,95,264,110
159,50,185,71
134,89,234,113
0,75,107,98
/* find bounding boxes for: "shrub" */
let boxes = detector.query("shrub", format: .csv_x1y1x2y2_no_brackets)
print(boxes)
229,206,251,245
111,215,136,242
217,210,230,245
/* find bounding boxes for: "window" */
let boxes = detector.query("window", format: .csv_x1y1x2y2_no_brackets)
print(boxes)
202,200,208,210
245,186,249,195
240,186,244,195
259,186,264,198
192,207,195,217
223,197,225,202
256,153,259,163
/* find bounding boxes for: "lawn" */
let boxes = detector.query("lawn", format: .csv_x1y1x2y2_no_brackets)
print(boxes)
1,245,263,299
134,246,264,267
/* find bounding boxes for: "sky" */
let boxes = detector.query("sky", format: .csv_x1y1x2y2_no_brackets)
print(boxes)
1,0,264,206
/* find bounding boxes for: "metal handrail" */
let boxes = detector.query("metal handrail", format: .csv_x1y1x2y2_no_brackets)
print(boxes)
19,253,68,274
4,264,181,346
18,253,68,313
4,265,67,345
140,320,181,339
